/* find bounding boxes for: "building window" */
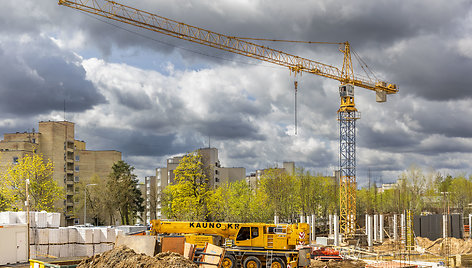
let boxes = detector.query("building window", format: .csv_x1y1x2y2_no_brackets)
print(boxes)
75,166,79,172
74,176,80,182
215,170,219,175
75,155,80,161
13,157,18,164
74,219,80,225
215,177,219,183
32,138,36,143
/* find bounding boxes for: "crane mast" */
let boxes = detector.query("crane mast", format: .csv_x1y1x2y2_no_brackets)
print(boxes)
59,0,398,238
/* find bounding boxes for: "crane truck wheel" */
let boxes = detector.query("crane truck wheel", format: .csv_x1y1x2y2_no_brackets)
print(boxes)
222,254,236,268
243,256,261,268
268,257,285,268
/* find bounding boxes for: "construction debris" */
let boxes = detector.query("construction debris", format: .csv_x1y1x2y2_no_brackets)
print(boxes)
310,259,366,268
77,245,197,268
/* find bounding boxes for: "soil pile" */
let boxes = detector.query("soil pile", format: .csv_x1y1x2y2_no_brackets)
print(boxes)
310,259,366,268
77,245,197,268
155,251,197,267
416,237,472,255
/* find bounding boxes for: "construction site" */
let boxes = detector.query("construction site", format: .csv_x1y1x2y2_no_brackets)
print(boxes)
0,0,471,267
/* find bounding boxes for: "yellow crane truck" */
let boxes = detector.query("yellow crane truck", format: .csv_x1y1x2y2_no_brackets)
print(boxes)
151,220,311,268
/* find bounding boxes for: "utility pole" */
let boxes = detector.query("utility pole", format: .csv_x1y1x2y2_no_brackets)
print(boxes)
25,178,30,259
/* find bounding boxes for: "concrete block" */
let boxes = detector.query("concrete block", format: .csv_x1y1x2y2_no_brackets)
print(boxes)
49,228,61,244
75,244,94,257
68,227,77,243
29,228,36,245
93,244,103,255
0,212,17,224
36,228,49,245
101,243,113,253
47,213,61,228
30,245,38,259
36,211,48,228
37,245,49,257
77,228,93,244
99,228,115,243
93,228,101,244
59,244,70,258
58,227,69,244
115,229,124,238
49,244,61,258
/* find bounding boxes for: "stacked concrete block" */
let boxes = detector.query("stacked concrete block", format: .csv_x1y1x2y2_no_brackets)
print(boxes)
35,212,48,228
47,213,61,228
26,226,122,258
0,211,17,224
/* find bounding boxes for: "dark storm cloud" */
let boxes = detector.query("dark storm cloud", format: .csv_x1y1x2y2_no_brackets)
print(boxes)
78,126,190,157
0,36,106,115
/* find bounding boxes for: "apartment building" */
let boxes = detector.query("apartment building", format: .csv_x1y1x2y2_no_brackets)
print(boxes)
0,121,121,226
142,147,246,223
245,161,296,190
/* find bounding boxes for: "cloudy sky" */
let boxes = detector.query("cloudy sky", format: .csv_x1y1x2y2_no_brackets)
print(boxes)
1,0,471,186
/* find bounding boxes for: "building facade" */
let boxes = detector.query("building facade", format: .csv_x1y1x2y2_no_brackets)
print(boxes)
141,147,246,223
0,121,121,226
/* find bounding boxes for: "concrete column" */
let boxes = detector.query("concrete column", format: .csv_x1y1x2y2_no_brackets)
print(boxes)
373,214,378,242
379,214,384,243
365,214,369,235
311,215,316,242
393,214,398,241
307,215,311,225
469,214,472,239
329,214,333,235
300,214,305,223
334,214,339,246
274,215,279,225
401,213,405,243
367,215,373,249
443,214,447,238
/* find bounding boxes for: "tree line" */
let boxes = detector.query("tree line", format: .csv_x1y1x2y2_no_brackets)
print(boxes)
163,152,472,223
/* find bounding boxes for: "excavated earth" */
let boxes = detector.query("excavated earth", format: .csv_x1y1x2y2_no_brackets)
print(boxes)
416,237,472,255
77,245,197,268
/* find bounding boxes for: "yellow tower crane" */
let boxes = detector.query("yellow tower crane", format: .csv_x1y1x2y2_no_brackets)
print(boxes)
58,0,398,237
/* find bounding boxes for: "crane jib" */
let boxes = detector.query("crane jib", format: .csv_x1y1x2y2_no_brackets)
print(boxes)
189,222,240,229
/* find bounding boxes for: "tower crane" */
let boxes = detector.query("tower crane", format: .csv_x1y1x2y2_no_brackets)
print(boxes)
58,0,398,237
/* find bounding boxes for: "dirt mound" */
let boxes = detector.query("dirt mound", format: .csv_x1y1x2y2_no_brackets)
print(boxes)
155,251,197,267
77,245,197,268
310,259,366,268
416,237,472,255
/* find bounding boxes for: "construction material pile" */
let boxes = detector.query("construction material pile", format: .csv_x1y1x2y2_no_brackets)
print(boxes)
416,237,472,255
310,259,366,268
77,245,197,268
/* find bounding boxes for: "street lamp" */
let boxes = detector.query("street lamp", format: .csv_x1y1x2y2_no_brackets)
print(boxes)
84,184,97,225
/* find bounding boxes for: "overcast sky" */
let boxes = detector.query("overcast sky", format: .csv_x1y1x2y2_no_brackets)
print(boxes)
1,0,471,186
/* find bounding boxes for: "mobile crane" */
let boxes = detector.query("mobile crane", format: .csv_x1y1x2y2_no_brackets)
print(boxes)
58,0,399,237
151,219,311,268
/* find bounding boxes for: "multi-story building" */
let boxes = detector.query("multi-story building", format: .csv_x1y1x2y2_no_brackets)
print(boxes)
0,121,121,226
141,147,246,223
246,161,296,190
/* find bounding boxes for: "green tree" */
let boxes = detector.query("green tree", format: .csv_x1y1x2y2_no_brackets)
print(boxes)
107,161,144,225
163,151,211,221
259,169,300,223
0,153,63,211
